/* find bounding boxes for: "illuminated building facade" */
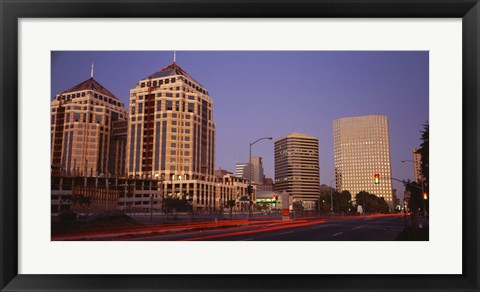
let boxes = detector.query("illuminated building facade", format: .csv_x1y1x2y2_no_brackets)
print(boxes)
126,61,222,210
412,147,423,183
126,61,215,181
333,115,393,205
50,76,128,177
274,133,320,209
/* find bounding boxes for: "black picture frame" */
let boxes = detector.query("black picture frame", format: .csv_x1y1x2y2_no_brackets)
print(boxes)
1,0,479,291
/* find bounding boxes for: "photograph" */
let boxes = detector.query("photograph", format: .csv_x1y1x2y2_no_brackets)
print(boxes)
2,0,478,290
50,50,429,241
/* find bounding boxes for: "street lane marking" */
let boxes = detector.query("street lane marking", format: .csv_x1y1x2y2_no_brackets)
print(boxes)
352,226,362,230
332,232,343,237
313,225,331,229
280,231,294,235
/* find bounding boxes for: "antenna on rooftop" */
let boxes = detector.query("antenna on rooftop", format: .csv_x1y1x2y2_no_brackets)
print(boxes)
173,51,176,63
90,62,94,78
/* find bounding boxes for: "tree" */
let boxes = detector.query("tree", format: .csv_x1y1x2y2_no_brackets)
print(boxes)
355,191,389,213
163,197,191,213
418,123,429,190
225,199,236,218
292,201,304,212
332,190,352,213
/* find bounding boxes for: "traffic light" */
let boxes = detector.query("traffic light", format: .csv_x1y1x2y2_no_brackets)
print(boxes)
423,192,428,200
374,173,380,185
247,185,253,195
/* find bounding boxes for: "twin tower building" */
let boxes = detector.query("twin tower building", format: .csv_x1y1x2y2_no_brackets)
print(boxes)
51,60,394,210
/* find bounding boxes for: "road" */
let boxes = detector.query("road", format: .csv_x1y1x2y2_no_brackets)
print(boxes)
124,214,418,241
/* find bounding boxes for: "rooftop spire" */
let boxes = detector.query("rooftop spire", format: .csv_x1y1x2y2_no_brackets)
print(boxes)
90,62,94,78
173,51,176,63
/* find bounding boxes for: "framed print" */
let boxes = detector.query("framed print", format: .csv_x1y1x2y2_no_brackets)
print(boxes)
1,0,479,291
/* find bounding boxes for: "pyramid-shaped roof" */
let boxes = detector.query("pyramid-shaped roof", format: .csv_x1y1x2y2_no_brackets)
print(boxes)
61,77,119,100
147,62,203,87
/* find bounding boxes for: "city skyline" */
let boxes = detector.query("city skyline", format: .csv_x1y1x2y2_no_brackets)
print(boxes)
51,51,429,198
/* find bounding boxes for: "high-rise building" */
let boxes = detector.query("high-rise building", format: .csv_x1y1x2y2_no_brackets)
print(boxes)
412,148,422,183
235,162,250,180
126,60,222,211
274,133,320,208
235,156,264,184
50,75,128,177
126,61,215,181
333,115,393,205
250,156,265,184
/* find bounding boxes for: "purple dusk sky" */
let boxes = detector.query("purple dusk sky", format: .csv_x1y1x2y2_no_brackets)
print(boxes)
51,51,429,199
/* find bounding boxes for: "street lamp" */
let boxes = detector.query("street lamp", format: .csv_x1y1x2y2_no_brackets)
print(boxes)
249,137,273,219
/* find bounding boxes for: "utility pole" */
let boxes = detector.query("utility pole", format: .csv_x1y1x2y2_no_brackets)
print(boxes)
248,137,272,220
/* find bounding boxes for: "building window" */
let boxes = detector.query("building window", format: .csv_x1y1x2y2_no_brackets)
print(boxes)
166,100,172,110
171,150,176,155
188,103,194,113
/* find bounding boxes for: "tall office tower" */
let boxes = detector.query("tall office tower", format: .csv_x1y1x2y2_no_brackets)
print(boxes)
126,61,216,181
250,156,265,184
235,162,250,180
50,75,128,177
235,156,265,184
274,133,320,208
333,115,393,205
412,148,422,183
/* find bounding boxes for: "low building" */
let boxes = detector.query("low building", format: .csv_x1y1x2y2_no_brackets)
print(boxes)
51,173,254,215
255,191,282,210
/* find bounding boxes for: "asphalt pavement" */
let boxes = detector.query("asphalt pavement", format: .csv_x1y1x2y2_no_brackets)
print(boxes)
127,214,421,241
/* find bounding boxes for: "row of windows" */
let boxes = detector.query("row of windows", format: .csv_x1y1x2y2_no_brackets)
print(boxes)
139,77,207,95
57,91,124,107
141,78,176,88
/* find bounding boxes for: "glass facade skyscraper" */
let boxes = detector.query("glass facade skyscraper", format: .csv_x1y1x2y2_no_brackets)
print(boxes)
333,115,393,204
